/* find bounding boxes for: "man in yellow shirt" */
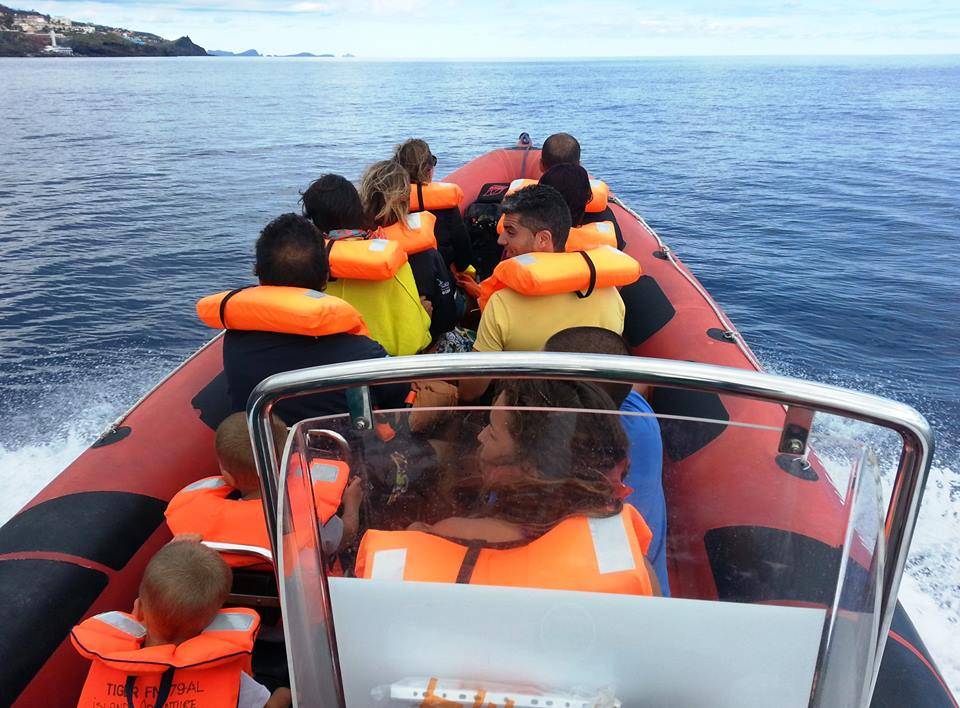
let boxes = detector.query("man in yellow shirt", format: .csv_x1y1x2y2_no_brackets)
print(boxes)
461,184,625,401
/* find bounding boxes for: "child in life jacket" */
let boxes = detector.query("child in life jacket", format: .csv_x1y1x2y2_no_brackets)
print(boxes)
70,539,291,707
165,413,362,568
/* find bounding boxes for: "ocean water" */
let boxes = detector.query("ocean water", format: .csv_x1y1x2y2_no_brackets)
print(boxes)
1,56,958,690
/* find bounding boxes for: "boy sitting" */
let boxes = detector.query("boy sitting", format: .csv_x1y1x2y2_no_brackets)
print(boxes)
70,539,290,707
166,413,362,568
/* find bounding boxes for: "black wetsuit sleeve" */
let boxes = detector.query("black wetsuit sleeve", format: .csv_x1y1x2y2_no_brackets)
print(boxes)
426,249,457,337
582,206,625,250
432,207,475,271
359,338,411,409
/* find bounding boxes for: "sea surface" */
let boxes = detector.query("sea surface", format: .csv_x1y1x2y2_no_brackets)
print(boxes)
1,56,958,691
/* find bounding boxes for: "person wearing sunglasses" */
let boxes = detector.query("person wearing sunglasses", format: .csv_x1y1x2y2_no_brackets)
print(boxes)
394,138,475,275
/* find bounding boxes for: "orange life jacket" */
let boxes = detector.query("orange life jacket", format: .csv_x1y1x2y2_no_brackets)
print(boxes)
477,246,641,310
355,506,654,596
327,238,407,281
196,285,369,338
495,215,617,252
566,221,618,251
584,178,609,213
505,177,609,213
165,463,351,569
71,608,259,708
409,181,464,212
378,212,439,255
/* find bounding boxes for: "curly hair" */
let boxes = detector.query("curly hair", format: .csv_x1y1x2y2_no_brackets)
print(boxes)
483,379,627,529
360,160,410,228
393,138,434,184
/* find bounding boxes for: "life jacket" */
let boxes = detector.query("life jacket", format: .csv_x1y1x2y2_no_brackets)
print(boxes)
495,215,617,252
409,181,464,212
378,212,439,255
196,285,368,338
355,505,654,596
477,246,641,310
505,177,608,213
327,238,407,281
584,178,609,213
566,221,618,251
165,463,351,569
71,608,259,708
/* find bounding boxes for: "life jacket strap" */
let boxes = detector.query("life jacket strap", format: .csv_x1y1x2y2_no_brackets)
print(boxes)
575,251,598,299
455,542,483,584
218,286,251,328
415,182,425,212
124,667,176,708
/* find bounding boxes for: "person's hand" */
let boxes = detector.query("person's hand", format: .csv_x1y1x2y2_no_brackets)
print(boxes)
455,272,482,300
265,687,292,708
342,477,363,515
419,295,433,318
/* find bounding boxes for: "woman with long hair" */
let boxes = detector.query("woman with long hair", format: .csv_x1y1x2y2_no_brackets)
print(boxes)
394,138,475,273
300,174,431,356
359,160,458,340
355,378,660,596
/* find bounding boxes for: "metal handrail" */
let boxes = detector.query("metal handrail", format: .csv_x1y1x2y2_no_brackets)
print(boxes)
247,351,934,708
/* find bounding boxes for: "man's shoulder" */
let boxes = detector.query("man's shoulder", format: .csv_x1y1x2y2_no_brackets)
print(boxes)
621,390,655,415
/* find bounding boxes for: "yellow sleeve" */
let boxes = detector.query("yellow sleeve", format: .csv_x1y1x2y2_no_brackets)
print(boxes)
473,292,509,352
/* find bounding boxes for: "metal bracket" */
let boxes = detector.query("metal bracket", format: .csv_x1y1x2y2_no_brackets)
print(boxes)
779,406,815,455
345,386,373,431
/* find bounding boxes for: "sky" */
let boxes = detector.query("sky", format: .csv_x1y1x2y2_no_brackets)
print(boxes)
17,0,960,57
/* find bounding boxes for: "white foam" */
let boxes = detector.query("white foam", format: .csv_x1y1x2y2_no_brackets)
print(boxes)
0,431,89,523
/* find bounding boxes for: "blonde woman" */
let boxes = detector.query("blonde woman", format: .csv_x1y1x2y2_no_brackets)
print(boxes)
360,160,457,339
394,139,475,273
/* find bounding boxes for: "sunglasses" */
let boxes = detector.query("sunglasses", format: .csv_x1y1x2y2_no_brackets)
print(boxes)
429,154,438,167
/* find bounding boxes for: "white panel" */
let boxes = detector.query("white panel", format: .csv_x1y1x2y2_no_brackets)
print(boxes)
329,579,825,708
587,515,635,574
370,549,407,580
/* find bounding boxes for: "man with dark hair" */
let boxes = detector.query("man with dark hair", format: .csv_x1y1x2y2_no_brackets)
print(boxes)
539,132,625,250
460,186,626,401
540,132,581,172
544,327,669,595
222,213,409,423
498,182,572,257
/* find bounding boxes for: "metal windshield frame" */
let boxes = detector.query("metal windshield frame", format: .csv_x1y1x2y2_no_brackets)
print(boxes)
247,351,934,708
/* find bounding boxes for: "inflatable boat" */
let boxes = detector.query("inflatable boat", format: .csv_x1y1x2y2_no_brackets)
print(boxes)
0,140,954,707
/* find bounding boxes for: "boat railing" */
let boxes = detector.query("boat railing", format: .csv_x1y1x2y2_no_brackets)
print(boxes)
247,352,934,707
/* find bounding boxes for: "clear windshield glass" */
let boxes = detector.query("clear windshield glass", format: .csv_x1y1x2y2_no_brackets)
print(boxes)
274,377,893,708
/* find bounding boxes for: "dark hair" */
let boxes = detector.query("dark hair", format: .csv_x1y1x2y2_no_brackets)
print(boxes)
300,174,367,232
544,327,632,405
500,184,572,251
254,213,329,291
485,379,626,529
393,138,434,184
541,132,581,171
539,164,592,227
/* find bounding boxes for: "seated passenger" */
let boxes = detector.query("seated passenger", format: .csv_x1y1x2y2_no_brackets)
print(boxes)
165,413,361,567
540,132,625,249
544,327,669,595
355,379,660,596
70,539,291,708
360,160,457,340
461,184,633,401
300,174,431,356
394,138,475,273
217,213,410,424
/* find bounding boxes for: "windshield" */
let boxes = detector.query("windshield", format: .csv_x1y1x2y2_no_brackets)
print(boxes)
271,374,898,708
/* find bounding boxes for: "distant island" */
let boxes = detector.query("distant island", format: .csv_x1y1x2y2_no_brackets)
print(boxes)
208,49,339,58
0,4,206,56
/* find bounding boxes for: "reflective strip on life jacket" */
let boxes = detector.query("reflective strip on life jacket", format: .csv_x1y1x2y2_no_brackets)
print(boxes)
196,285,369,338
378,212,439,255
327,238,407,281
356,506,654,596
585,179,609,213
72,608,259,708
477,246,641,310
565,221,617,251
409,181,464,212
308,459,350,525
